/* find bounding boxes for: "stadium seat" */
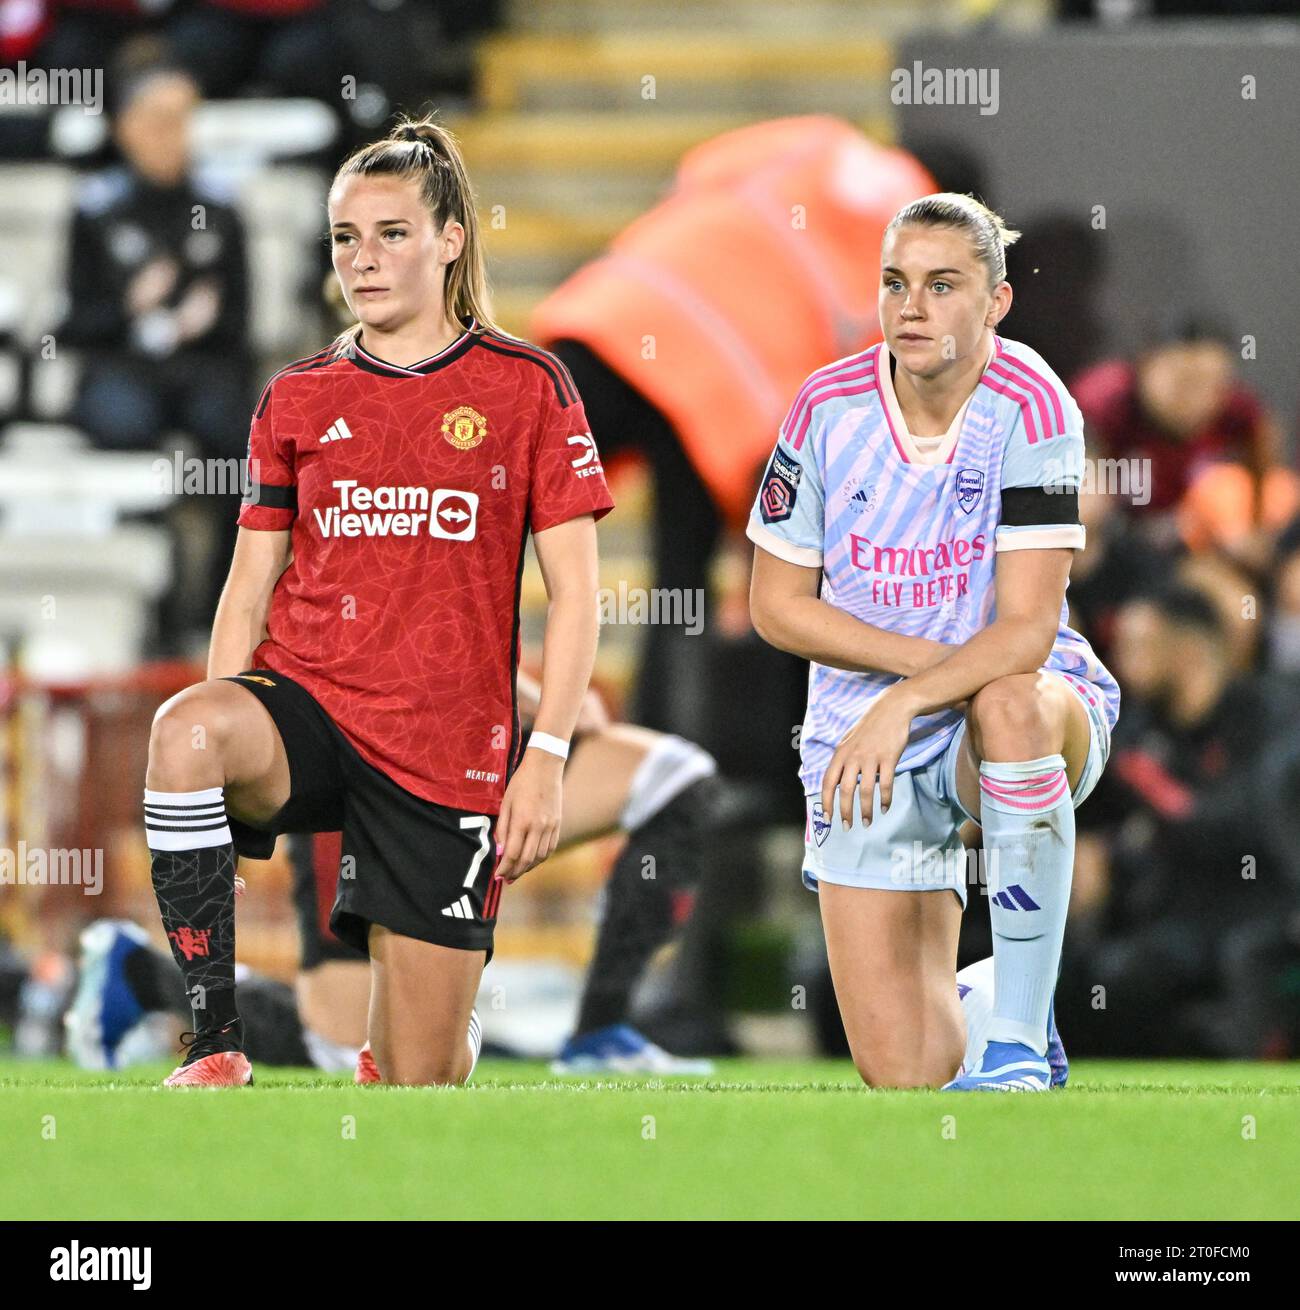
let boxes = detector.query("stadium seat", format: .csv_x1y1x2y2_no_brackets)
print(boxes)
238,164,330,354
0,421,174,671
191,99,338,166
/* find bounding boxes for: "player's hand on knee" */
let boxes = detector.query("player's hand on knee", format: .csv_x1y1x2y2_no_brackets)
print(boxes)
495,754,563,882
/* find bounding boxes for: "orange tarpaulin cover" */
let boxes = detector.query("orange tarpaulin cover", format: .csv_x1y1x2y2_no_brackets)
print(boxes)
531,115,936,527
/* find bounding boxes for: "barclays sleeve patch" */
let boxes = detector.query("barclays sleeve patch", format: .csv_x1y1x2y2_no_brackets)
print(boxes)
760,447,802,524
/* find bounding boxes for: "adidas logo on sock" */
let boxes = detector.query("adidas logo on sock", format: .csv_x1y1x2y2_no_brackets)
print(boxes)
441,894,473,919
319,417,354,444
991,883,1041,911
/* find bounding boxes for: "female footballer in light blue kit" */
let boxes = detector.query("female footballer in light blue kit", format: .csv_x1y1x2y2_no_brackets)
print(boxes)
748,194,1119,1091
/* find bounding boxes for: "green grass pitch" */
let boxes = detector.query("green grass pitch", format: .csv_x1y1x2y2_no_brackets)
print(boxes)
3,1058,1297,1220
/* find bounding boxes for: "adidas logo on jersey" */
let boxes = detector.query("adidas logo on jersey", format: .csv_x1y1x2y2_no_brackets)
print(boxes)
319,418,354,444
441,894,474,919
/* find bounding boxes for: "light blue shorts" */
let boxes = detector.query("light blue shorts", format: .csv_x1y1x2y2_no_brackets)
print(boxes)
802,671,1112,909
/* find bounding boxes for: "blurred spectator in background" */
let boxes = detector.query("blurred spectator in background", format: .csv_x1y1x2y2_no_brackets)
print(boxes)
1175,550,1265,677
165,0,337,100
1178,458,1300,572
32,0,171,77
1066,484,1177,667
1266,516,1300,679
167,0,501,145
1071,315,1288,553
57,43,251,649
0,0,54,65
1059,585,1300,1057
530,116,936,740
1061,0,1299,17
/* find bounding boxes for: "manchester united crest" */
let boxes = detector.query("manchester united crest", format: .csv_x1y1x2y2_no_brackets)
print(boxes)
442,405,487,450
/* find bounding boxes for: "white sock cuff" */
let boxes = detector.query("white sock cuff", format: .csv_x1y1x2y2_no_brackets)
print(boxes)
466,1008,483,1082
979,754,1066,780
143,786,232,852
619,734,718,833
144,786,225,806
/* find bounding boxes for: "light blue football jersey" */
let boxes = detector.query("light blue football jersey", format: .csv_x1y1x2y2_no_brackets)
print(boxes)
747,335,1120,796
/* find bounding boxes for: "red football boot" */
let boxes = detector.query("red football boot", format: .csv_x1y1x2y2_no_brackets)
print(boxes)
354,1041,381,1084
163,1022,253,1087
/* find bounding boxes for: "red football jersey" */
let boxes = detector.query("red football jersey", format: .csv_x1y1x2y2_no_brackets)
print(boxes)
237,320,614,814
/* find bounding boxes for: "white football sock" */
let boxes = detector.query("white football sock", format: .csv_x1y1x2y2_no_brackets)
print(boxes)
466,1008,482,1082
980,755,1074,1056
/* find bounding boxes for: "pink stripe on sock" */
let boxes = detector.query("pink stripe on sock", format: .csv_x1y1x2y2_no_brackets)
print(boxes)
980,771,1060,793
980,773,1069,810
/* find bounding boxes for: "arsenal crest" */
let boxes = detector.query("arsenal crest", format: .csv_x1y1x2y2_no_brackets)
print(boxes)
811,801,831,847
442,405,487,450
955,467,985,515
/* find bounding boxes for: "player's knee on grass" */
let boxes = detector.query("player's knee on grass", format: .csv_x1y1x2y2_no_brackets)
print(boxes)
371,1036,468,1087
967,673,1056,759
845,1025,944,1089
844,990,965,1089
854,1040,963,1089
852,1052,936,1090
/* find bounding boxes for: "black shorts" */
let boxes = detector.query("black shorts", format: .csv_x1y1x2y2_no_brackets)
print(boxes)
286,726,586,971
223,670,503,960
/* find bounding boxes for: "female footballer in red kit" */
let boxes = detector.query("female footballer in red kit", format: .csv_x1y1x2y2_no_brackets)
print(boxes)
142,117,614,1086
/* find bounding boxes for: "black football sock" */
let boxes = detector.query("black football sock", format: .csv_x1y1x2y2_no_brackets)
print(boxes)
143,786,241,1039
574,774,723,1036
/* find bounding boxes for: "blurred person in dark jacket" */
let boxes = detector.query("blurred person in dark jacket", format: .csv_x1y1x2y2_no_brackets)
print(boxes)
1057,586,1300,1057
1071,316,1286,551
32,0,172,75
59,48,251,648
1065,484,1178,669
164,0,336,100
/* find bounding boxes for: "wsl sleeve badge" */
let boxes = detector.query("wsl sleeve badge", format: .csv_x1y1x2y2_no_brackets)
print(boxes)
760,447,802,524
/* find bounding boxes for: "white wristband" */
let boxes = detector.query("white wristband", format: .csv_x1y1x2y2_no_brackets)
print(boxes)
527,731,570,760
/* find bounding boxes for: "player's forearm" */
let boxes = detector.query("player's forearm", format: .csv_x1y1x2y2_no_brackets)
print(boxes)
754,594,951,678
894,616,1056,718
531,589,600,745
206,584,271,680
515,668,542,719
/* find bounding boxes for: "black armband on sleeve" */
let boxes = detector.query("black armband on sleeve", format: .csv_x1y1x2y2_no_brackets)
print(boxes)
999,485,1079,527
243,482,298,511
